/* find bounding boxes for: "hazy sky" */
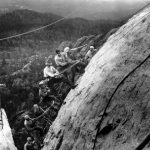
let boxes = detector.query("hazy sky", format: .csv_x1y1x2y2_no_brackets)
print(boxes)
0,0,150,20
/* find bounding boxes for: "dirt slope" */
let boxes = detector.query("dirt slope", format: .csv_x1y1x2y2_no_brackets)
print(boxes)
43,5,150,150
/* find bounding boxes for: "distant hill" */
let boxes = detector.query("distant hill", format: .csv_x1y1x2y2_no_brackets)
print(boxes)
0,9,62,36
0,9,123,39
0,9,125,57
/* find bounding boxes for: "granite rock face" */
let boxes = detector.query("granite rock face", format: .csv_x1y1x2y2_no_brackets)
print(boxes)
43,5,150,150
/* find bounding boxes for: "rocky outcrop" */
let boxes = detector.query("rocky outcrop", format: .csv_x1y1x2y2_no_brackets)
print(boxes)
0,109,17,150
42,5,150,150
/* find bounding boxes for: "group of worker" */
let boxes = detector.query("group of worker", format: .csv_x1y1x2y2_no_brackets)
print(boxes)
43,45,97,95
23,45,97,150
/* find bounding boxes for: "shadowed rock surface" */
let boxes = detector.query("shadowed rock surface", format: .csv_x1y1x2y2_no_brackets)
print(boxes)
42,5,150,150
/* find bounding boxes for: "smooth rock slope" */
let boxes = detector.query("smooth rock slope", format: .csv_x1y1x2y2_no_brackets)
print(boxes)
43,5,150,150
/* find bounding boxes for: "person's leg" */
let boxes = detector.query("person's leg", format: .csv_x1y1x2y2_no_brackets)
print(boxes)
70,67,76,84
47,78,58,96
75,62,86,74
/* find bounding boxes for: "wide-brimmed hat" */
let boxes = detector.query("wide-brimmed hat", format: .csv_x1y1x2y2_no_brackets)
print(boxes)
24,115,30,120
90,46,94,49
64,47,70,53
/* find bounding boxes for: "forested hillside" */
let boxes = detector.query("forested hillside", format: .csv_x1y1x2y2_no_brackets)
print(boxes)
0,8,123,150
0,9,122,53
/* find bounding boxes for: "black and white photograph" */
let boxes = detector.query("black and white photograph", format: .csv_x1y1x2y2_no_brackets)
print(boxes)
0,0,150,150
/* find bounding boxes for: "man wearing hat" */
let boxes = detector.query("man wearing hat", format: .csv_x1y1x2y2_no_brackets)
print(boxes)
43,60,75,95
24,115,43,136
39,80,51,102
85,46,97,62
54,49,74,71
55,48,87,83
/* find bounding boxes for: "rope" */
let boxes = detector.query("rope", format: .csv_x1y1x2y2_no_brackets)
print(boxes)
32,105,52,121
0,2,85,42
0,2,148,49
59,61,80,75
71,44,87,51
0,16,69,42
0,1,148,43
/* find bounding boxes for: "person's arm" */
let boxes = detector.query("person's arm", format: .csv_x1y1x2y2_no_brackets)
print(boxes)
63,53,75,63
52,66,59,75
39,107,44,113
85,51,91,59
55,56,67,66
44,67,55,77
70,47,78,51
71,44,87,51
57,58,67,66
24,144,27,150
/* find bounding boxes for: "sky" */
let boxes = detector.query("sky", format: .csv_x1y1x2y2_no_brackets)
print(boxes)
0,0,150,20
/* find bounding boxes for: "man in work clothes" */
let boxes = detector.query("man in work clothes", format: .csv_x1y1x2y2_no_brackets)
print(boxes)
55,49,83,83
24,115,43,136
62,48,86,79
54,49,74,71
38,80,53,103
33,104,44,117
43,61,75,95
85,46,97,62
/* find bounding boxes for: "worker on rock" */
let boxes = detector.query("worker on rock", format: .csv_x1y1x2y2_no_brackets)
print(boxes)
24,115,43,136
38,80,62,108
62,47,76,62
63,47,86,78
55,49,85,83
54,49,75,71
85,46,97,62
43,61,76,95
39,80,51,102
63,44,87,60
24,137,35,150
32,104,52,129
